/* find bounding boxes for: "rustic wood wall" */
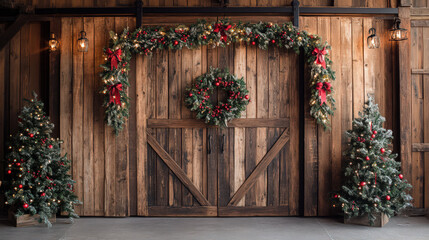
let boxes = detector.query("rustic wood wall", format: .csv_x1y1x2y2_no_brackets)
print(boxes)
49,15,398,216
410,0,429,209
9,0,398,8
0,22,50,202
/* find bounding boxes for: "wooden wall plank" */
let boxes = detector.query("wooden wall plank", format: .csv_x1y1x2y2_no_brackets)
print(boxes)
127,17,137,216
49,18,61,138
93,17,107,216
352,18,365,119
267,47,280,207
317,17,332,216
329,17,343,209
59,17,73,213
103,18,116,217
423,28,429,209
255,47,268,207
83,17,95,216
156,50,169,207
72,17,84,216
233,44,246,206
181,48,193,206
301,16,318,217
399,7,413,207
9,27,20,138
20,24,30,102
168,49,182,207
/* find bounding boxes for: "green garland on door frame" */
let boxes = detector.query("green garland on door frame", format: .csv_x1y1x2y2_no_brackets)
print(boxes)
100,19,336,135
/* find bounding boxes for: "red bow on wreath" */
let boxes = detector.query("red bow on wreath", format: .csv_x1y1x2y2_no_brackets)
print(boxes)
105,48,122,70
312,47,327,69
315,82,331,106
108,83,123,105
213,23,232,42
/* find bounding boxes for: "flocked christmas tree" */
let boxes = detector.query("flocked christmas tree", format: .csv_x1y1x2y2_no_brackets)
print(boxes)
332,96,412,225
4,92,80,227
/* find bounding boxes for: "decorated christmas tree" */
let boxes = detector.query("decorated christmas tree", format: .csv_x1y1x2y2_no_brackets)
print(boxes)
332,96,412,225
4,93,80,227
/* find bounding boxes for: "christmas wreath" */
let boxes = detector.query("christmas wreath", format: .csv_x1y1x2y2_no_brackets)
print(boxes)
185,67,250,126
100,19,335,134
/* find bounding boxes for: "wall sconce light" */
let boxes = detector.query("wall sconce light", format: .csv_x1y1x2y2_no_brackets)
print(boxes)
367,28,380,49
389,18,408,41
77,31,89,52
48,32,59,52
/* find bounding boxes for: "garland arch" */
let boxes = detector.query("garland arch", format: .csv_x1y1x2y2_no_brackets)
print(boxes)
100,19,336,134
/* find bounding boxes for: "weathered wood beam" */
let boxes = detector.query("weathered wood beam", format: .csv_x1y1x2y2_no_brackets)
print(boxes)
412,143,429,152
146,132,210,206
147,118,290,129
227,128,290,206
0,14,31,51
398,7,412,186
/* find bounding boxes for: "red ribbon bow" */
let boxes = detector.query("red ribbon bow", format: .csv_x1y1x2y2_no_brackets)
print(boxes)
105,48,122,70
213,23,232,42
108,83,123,105
312,47,327,69
315,82,331,106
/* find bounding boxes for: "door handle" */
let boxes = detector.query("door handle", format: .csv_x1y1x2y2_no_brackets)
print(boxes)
208,135,212,154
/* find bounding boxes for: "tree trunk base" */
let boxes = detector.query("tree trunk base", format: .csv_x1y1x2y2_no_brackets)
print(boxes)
344,212,389,227
8,210,56,227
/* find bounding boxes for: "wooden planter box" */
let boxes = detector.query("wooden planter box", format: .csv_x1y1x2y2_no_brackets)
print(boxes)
344,213,389,227
8,210,56,227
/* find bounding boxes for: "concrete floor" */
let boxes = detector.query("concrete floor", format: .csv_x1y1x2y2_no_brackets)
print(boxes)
0,216,428,240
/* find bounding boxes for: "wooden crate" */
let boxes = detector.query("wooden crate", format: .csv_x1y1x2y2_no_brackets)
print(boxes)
344,213,389,227
8,210,56,227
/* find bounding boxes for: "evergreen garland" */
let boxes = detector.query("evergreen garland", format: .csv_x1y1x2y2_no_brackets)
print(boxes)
4,93,80,227
332,96,412,225
101,19,336,134
184,67,250,126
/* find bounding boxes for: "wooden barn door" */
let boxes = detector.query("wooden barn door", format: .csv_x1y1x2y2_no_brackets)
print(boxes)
142,45,299,216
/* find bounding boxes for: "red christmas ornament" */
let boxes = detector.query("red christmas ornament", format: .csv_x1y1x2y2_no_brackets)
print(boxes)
189,93,193,97
41,193,46,197
215,82,220,86
380,148,385,153
19,184,23,188
203,36,207,40
48,145,53,149
399,174,404,180
385,195,391,201
365,156,370,161
29,133,34,138
334,194,338,198
174,40,179,45
371,134,375,138
23,203,29,209
373,130,377,134
7,170,11,174
359,181,366,187
16,163,20,166
245,95,249,100
251,41,256,45
271,39,276,44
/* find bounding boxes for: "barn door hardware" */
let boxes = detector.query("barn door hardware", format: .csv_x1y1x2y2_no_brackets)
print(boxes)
220,134,225,153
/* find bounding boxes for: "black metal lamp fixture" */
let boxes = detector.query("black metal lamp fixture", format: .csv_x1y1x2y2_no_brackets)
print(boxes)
367,28,380,49
389,18,408,41
77,31,89,52
48,32,59,52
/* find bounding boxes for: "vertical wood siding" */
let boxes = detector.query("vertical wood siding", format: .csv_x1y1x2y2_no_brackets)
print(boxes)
0,15,402,216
